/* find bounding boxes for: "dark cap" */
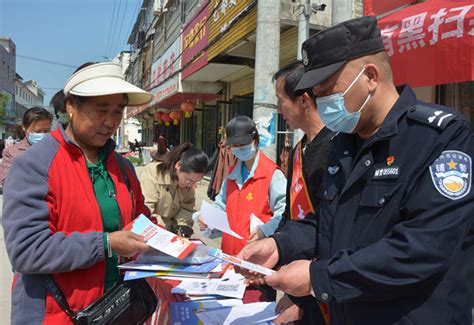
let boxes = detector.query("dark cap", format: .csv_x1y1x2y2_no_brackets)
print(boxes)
225,116,257,146
294,16,385,95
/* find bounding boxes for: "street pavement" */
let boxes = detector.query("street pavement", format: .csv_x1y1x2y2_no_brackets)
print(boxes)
0,194,13,325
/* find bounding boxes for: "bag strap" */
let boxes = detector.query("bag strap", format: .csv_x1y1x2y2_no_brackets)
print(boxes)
44,154,133,320
44,276,76,320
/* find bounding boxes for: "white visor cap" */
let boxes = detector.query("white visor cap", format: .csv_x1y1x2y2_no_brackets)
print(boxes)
64,62,152,106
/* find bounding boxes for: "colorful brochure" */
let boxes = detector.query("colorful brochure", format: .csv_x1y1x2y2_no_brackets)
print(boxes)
195,301,277,325
171,268,246,299
170,299,243,325
208,248,275,276
124,214,196,260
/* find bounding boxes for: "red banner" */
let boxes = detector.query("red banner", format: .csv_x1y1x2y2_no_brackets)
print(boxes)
364,0,415,16
378,0,474,87
181,1,209,79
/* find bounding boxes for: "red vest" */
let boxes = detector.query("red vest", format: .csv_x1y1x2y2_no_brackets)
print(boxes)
222,152,277,255
290,141,315,220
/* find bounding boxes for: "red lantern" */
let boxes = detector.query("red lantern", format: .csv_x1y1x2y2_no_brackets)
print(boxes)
169,111,181,125
161,113,171,126
180,101,195,118
155,112,163,124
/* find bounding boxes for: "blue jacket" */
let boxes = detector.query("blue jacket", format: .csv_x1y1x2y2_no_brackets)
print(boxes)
273,86,474,324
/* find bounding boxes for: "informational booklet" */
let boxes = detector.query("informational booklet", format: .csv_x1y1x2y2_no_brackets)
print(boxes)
170,299,243,325
124,214,197,260
208,248,275,276
171,268,246,299
200,201,244,239
121,260,221,281
195,302,277,325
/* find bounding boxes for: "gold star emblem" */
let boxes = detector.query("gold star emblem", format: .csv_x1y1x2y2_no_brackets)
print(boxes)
246,192,253,201
447,160,457,169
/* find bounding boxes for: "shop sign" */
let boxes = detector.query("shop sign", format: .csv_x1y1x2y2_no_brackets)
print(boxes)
182,1,209,79
150,37,181,89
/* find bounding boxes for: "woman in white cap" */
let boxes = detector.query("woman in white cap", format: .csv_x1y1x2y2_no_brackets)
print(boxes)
3,62,154,324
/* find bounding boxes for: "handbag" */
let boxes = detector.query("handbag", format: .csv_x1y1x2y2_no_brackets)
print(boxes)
44,155,158,324
44,275,157,325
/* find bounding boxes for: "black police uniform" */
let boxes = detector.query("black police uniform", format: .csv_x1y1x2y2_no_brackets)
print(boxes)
272,86,474,324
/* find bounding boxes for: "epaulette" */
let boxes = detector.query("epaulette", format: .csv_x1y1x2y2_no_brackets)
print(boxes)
406,104,457,130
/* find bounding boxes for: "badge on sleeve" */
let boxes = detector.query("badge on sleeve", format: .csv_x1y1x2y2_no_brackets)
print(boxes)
429,150,471,200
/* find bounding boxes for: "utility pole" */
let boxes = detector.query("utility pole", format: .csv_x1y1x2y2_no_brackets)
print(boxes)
253,0,281,161
292,0,311,146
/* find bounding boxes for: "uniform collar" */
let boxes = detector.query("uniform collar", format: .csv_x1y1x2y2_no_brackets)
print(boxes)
332,85,417,149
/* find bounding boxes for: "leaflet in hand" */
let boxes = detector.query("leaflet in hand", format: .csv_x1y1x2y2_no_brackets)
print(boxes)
201,201,243,239
124,214,196,260
208,248,275,276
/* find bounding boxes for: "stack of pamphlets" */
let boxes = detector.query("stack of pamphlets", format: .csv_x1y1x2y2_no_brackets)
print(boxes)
121,214,278,324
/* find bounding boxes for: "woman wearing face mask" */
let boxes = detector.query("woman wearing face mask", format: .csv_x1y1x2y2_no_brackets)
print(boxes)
0,106,53,185
197,116,287,256
138,143,208,238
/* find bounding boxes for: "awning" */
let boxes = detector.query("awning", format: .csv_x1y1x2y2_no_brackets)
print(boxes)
378,0,473,87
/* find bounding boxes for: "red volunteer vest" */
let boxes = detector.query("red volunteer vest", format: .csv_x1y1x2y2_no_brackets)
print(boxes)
222,152,277,255
289,141,315,220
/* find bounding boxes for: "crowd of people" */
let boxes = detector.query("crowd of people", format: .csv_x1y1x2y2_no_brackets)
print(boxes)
1,15,473,325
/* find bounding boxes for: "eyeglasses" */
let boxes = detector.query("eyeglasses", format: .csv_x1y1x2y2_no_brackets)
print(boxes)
183,175,201,185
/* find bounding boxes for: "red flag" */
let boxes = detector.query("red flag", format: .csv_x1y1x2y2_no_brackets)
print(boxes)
364,0,415,16
378,0,474,87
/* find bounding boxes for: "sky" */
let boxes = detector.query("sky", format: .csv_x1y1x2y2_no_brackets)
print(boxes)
0,0,142,106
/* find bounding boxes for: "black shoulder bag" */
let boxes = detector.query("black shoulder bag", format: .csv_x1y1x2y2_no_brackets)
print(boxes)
44,156,158,324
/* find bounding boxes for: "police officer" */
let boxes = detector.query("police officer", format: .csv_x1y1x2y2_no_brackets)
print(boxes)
238,16,474,324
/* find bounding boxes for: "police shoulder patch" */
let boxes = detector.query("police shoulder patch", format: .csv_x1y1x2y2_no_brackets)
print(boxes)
429,150,471,200
407,104,457,130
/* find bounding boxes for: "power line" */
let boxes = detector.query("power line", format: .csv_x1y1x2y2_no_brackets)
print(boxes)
108,0,123,58
104,0,118,58
126,0,142,46
17,54,77,69
113,0,129,56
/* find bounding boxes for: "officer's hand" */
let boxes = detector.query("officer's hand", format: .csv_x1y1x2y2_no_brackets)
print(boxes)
235,238,279,285
265,260,312,297
109,231,149,257
274,294,304,324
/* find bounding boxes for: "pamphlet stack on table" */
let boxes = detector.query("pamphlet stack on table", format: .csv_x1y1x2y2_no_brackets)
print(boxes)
122,214,278,324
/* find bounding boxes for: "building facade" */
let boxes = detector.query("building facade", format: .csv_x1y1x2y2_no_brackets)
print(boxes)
0,37,16,138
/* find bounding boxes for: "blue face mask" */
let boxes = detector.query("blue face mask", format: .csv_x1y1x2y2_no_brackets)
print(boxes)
27,132,46,145
231,143,256,161
316,68,371,134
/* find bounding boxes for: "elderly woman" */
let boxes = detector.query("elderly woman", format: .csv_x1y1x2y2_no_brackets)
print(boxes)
0,106,53,185
138,142,208,237
2,62,153,324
